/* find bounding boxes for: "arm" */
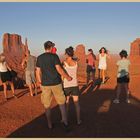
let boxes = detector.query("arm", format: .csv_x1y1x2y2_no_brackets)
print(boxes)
106,51,110,59
96,54,99,61
21,57,27,69
36,67,42,85
54,54,72,81
5,63,11,71
55,64,72,81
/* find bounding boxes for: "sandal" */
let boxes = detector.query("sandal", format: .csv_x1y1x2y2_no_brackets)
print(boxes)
77,120,82,125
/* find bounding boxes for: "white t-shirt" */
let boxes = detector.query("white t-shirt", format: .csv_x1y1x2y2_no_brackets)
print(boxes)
0,62,8,72
63,61,78,88
117,59,130,78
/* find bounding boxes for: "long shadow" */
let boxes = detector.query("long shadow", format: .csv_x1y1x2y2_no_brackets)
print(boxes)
8,85,140,138
0,77,26,91
16,89,29,98
80,78,102,95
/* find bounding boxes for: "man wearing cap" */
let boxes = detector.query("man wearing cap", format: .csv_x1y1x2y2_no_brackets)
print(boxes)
36,41,72,129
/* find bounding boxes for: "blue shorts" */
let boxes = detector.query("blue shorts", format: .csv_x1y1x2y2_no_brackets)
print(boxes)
117,75,130,83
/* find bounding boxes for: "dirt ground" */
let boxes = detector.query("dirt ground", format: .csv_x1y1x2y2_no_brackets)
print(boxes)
0,56,140,138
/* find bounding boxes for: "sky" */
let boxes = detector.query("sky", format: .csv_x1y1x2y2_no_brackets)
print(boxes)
0,2,140,56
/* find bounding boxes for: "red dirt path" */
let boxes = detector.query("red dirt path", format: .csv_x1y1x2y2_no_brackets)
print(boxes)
0,56,140,138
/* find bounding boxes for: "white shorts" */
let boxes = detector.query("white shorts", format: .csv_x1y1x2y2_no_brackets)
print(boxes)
98,64,107,70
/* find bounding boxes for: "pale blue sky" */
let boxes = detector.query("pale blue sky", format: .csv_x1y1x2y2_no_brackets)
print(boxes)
0,2,140,56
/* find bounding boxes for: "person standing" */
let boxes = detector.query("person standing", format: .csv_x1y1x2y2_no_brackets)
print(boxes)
98,47,109,84
113,50,131,104
0,54,16,100
63,47,81,125
21,50,37,96
36,41,72,129
86,49,96,83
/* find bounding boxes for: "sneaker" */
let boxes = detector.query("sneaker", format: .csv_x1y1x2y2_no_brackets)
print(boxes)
61,122,71,132
113,99,120,104
126,99,130,104
77,120,82,125
13,94,17,98
101,81,105,84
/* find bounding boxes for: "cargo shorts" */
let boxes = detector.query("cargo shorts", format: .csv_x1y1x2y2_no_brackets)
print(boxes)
41,84,66,108
25,71,36,85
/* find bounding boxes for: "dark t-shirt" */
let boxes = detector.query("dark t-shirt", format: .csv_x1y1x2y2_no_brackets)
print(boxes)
36,52,62,86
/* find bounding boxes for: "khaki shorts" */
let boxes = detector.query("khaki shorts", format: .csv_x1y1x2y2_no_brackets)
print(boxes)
41,84,66,108
25,71,36,85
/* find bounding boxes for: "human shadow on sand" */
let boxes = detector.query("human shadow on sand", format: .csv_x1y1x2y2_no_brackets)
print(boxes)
8,81,140,138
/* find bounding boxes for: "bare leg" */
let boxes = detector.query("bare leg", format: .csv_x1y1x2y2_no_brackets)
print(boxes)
45,108,52,129
102,70,105,83
66,96,70,116
34,82,38,95
3,83,7,99
9,81,15,96
59,104,68,125
28,84,33,96
124,83,130,103
116,83,121,100
113,83,121,103
72,96,81,125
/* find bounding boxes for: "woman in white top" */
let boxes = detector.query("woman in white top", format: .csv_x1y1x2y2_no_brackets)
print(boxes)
0,54,16,100
63,46,81,125
98,47,109,84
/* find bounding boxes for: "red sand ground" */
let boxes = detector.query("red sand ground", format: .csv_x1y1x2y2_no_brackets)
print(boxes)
0,56,140,138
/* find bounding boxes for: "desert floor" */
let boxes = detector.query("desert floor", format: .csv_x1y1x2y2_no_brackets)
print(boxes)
0,56,140,138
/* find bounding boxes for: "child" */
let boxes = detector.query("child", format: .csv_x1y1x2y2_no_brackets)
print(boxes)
113,50,130,104
63,46,81,125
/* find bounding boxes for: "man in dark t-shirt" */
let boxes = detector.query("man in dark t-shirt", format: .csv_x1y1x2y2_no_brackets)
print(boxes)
36,41,72,129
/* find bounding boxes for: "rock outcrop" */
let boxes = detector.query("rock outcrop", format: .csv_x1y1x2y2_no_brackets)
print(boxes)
129,38,140,100
2,33,28,78
130,38,140,56
75,44,87,85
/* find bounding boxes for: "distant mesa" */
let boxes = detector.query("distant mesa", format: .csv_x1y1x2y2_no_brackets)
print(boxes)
75,44,87,84
2,33,87,85
130,38,140,56
130,38,140,66
2,33,28,78
3,34,140,86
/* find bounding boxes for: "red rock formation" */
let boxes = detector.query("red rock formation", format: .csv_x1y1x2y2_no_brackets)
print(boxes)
129,38,140,100
130,38,140,56
2,33,28,78
130,38,140,65
75,44,87,84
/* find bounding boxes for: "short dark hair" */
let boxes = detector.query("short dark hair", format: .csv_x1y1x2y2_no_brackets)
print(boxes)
99,47,107,54
88,49,93,53
65,46,74,57
119,50,128,58
44,41,55,50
